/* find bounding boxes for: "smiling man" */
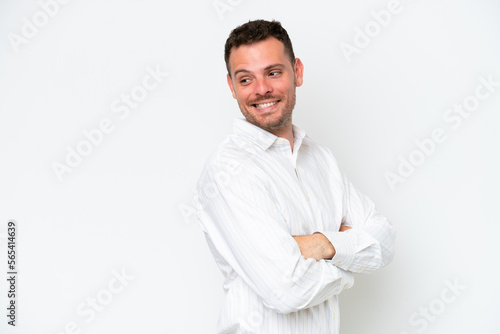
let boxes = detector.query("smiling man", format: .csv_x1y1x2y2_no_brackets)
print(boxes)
195,20,396,333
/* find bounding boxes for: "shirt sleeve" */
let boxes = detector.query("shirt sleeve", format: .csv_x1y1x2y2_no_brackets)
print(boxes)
195,159,354,315
315,174,396,274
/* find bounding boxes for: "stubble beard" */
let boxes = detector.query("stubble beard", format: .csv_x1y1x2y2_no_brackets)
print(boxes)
239,90,296,133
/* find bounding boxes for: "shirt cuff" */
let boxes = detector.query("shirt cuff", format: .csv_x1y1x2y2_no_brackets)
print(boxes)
314,230,356,269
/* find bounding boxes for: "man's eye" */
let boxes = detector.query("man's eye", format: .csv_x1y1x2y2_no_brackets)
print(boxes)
240,78,250,84
269,71,281,77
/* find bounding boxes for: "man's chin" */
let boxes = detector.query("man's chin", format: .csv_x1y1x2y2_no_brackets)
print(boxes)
252,117,289,132
240,105,291,131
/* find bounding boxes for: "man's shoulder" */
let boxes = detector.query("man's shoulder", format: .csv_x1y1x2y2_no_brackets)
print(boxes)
207,133,260,164
198,133,264,180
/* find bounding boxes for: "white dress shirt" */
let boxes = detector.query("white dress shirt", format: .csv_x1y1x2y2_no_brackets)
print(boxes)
194,117,396,334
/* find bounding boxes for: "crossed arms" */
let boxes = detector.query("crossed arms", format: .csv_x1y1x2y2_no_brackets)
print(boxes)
196,158,396,314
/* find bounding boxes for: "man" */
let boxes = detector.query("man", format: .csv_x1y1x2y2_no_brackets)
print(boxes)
194,19,396,333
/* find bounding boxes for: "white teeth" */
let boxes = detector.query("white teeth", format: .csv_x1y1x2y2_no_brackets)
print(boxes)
255,101,278,109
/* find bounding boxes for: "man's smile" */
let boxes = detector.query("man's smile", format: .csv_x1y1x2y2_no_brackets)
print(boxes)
254,100,279,109
252,100,281,114
248,97,282,114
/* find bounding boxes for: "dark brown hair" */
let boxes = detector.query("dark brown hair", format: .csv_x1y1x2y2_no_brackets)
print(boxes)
224,20,296,76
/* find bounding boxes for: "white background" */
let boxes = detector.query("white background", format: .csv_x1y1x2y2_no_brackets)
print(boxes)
1,0,499,333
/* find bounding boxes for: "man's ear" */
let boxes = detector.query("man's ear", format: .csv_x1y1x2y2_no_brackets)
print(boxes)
294,58,304,87
227,74,237,99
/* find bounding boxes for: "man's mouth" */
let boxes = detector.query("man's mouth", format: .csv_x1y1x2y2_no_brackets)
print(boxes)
253,100,279,109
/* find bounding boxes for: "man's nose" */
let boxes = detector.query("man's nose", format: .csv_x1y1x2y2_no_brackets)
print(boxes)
254,77,273,96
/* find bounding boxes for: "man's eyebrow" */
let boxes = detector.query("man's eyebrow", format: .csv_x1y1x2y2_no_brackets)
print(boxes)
233,69,250,77
264,63,286,71
233,63,286,77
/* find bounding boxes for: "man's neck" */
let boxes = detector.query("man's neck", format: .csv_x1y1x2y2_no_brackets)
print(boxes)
244,118,295,152
269,125,294,152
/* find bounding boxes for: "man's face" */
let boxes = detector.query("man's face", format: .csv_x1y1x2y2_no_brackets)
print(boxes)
226,37,304,133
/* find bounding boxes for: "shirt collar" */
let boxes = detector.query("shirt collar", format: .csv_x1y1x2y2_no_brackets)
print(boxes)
232,117,307,151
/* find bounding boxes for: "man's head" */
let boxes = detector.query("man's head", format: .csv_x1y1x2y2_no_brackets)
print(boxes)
225,20,304,135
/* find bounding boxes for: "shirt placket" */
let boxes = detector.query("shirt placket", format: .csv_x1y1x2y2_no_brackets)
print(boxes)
282,141,316,231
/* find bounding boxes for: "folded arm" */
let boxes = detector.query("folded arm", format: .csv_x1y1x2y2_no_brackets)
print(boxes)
313,175,396,273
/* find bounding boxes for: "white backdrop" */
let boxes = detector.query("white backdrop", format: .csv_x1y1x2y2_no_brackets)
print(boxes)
1,0,499,333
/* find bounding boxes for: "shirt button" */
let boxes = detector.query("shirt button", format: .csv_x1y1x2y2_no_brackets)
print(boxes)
306,196,310,201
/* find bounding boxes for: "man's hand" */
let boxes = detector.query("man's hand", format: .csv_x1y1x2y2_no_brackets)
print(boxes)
293,233,334,261
293,224,352,261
